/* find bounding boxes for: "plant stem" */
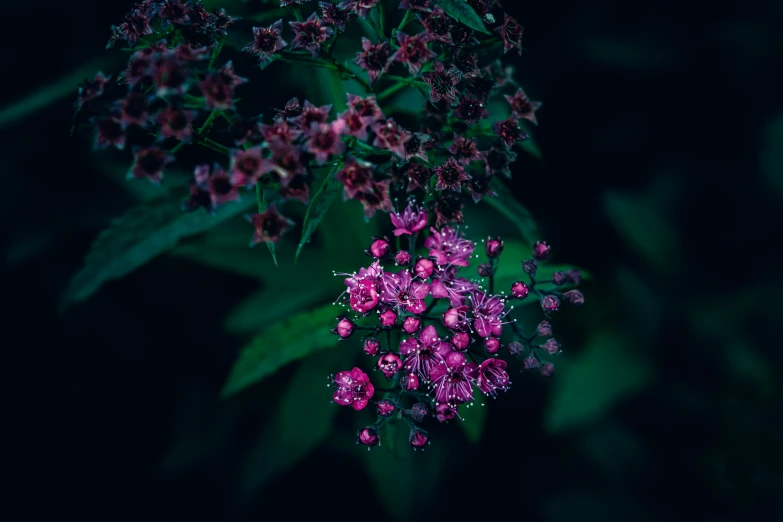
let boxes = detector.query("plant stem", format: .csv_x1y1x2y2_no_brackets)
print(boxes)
397,10,414,33
290,6,304,22
208,38,225,69
377,2,386,39
376,81,407,101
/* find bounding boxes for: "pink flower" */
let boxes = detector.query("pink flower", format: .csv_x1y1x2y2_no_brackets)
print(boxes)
424,227,475,267
541,295,560,313
505,87,542,124
246,204,295,245
400,324,451,382
431,273,476,307
305,120,346,165
269,141,307,179
336,157,374,200
391,31,436,76
372,119,411,159
366,236,391,258
492,117,529,150
413,257,435,279
357,427,380,447
183,163,240,213
356,179,394,219
484,337,501,354
289,13,334,59
511,281,529,299
379,308,398,327
155,104,197,142
435,403,457,422
333,367,374,410
243,20,288,66
354,38,391,84
532,240,551,260
292,100,332,130
332,317,356,338
448,134,481,165
378,352,403,379
391,201,428,236
353,0,379,18
476,359,510,397
409,429,429,449
337,108,373,140
485,237,504,258
495,13,524,55
429,351,477,406
347,93,384,122
364,338,381,356
379,269,431,314
441,306,470,332
434,157,471,192
260,119,302,145
470,290,506,338
229,147,268,188
318,1,356,32
128,147,174,185
402,316,422,334
452,94,490,125
401,372,420,391
395,250,412,266
377,399,396,416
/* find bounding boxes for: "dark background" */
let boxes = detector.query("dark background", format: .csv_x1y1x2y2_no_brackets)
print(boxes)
4,0,782,520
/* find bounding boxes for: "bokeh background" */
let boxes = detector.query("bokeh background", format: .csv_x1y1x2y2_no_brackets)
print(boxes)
4,0,782,520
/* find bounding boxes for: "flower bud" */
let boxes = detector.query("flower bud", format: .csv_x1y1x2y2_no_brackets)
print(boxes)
536,320,553,337
376,399,396,417
435,403,456,422
401,373,420,391
522,357,539,370
451,332,471,350
402,316,422,334
485,237,504,258
365,236,390,258
378,352,402,378
552,270,567,285
566,269,581,285
522,259,538,276
394,250,412,266
507,341,524,356
442,307,468,331
379,309,397,327
331,317,355,338
484,337,501,354
409,429,429,449
413,257,435,279
510,281,529,299
532,241,551,261
563,290,585,306
539,362,555,377
477,263,493,277
542,338,561,355
410,403,429,422
357,427,380,447
541,295,560,313
363,337,380,356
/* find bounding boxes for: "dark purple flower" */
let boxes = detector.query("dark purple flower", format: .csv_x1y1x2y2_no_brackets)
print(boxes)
495,13,524,55
453,94,489,125
404,132,432,163
470,290,506,338
347,93,384,122
563,290,585,306
356,179,394,219
173,43,210,62
405,163,433,193
155,104,197,142
466,172,497,203
289,13,334,59
395,250,412,266
372,119,411,159
542,338,561,355
485,237,504,258
353,0,379,18
128,147,174,185
152,54,191,95
337,108,373,140
522,259,537,276
552,270,567,285
92,115,126,150
229,147,268,188
450,25,478,48
379,308,398,327
510,281,529,299
422,60,461,104
410,402,429,422
333,367,374,410
183,163,240,212
420,7,453,44
477,263,493,277
400,325,450,382
246,204,295,245
399,0,432,11
336,157,374,200
424,226,475,267
268,140,307,180
305,121,346,165
452,51,481,79
357,427,380,447
532,241,551,260
505,87,542,124
76,72,110,109
413,257,435,279
391,31,436,76
319,1,356,32
332,317,356,338
447,134,481,166
434,157,471,192
391,201,428,236
541,295,560,313
410,429,429,449
377,399,396,417
292,100,332,130
279,173,311,205
430,351,477,406
476,358,510,397
539,362,555,377
378,352,403,379
276,96,302,121
244,20,288,65
366,236,391,258
354,38,391,84
493,117,529,149
466,75,497,103
107,9,153,48
434,194,464,226
157,0,190,25
435,402,457,422
508,342,524,356
483,145,517,178
364,338,381,356
523,357,539,370
260,118,302,145
199,62,247,110
379,269,431,314
117,91,150,128
566,269,581,285
402,316,422,334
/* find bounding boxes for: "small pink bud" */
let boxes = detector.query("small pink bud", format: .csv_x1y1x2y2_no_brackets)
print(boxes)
363,338,380,356
409,429,429,449
442,307,467,331
402,316,421,334
410,403,428,422
542,338,561,354
378,352,402,378
522,259,537,276
563,290,585,306
376,399,396,417
552,270,567,285
435,403,457,422
477,263,493,277
566,269,581,285
511,281,529,299
401,373,420,391
395,250,412,266
413,257,435,279
537,320,553,337
541,295,560,313
523,357,539,370
532,241,551,260
484,337,501,354
331,317,356,338
508,341,524,356
366,236,390,258
451,332,471,350
539,362,555,377
485,237,504,258
379,309,398,327
357,427,380,447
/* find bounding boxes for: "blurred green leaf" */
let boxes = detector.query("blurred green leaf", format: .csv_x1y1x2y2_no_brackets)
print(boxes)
221,303,344,397
457,402,487,443
223,284,330,336
544,331,653,433
363,421,416,522
483,178,540,245
434,0,492,35
60,196,254,311
296,166,343,262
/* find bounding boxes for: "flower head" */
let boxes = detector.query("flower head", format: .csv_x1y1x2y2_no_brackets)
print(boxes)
430,351,477,406
505,87,542,124
336,157,374,200
357,427,380,447
128,147,174,184
409,429,429,449
319,1,356,32
246,204,295,245
420,7,453,45
199,62,247,110
378,352,403,379
391,31,436,76
291,100,332,130
476,359,510,397
434,157,471,192
391,201,428,236
453,94,489,125
400,324,451,382
305,121,346,165
422,61,461,104
492,117,529,149
372,119,411,159
289,13,334,59
337,108,373,140
379,269,430,314
352,0,379,18
424,227,475,267
347,93,384,122
332,367,374,410
448,134,481,165
155,104,197,142
354,38,391,84
244,20,288,65
470,290,506,338
495,13,524,55
229,147,268,188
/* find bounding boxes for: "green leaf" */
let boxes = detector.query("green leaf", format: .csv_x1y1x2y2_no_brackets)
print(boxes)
223,284,330,336
457,402,487,443
296,166,343,262
483,178,540,245
255,184,278,266
221,303,344,397
363,421,416,522
544,331,653,433
434,0,491,35
60,196,254,311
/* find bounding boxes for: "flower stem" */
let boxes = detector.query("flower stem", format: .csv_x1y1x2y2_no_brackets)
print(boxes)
377,2,387,39
208,38,225,69
397,10,414,34
376,81,407,101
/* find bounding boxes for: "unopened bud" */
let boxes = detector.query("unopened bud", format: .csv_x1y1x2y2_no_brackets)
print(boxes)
507,341,524,356
563,290,585,306
484,337,501,354
357,427,380,447
394,250,412,266
366,236,390,258
511,281,529,299
379,309,397,327
477,263,493,277
410,403,429,422
376,399,396,417
541,295,560,313
485,237,504,258
402,316,422,334
331,317,355,338
522,259,538,276
532,241,551,261
542,338,561,355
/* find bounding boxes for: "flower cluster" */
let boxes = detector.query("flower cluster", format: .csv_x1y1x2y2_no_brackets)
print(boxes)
329,206,584,449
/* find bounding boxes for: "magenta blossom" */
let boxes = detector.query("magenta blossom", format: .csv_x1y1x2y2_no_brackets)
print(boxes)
391,31,436,76
354,38,391,84
379,308,397,327
441,305,471,332
366,236,391,258
400,325,451,382
357,427,380,447
305,120,346,165
452,94,489,125
493,117,529,150
293,100,332,130
420,6,454,45
347,93,384,122
432,273,476,307
378,352,403,379
409,429,429,449
379,269,430,314
229,147,268,188
289,13,334,59
260,118,302,145
435,403,457,422
337,108,373,140
243,20,288,65
377,399,396,416
333,367,374,410
183,163,240,213
470,290,506,338
413,258,435,279
391,201,428,236
429,351,477,406
476,359,510,397
424,226,475,267
372,119,411,159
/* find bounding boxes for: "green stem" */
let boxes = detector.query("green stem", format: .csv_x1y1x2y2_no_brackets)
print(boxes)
376,81,407,101
397,10,414,34
377,2,386,39
171,109,219,154
382,75,429,92
290,6,304,22
208,38,225,69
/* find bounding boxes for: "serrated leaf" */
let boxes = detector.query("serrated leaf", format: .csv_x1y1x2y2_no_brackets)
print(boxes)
457,402,487,443
221,304,343,397
60,196,254,311
483,178,540,245
434,0,491,35
296,166,343,262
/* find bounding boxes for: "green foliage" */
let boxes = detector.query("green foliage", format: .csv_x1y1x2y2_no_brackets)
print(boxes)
60,196,254,311
483,178,540,246
295,166,344,262
221,304,344,397
362,421,417,521
493,240,590,292
457,401,487,443
434,0,492,35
